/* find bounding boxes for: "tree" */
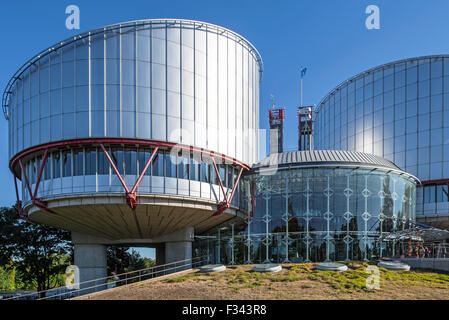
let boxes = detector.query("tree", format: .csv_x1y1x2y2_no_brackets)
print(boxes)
0,206,16,266
106,247,155,285
0,265,16,292
0,206,73,297
126,249,146,272
143,257,156,269
106,246,129,276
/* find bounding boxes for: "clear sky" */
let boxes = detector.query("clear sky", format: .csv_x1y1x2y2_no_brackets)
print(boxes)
1,0,449,258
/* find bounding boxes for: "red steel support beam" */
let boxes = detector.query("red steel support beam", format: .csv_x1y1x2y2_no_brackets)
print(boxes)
18,159,33,200
17,150,55,219
33,149,48,201
13,174,24,219
212,165,246,217
127,147,159,209
211,157,228,204
32,201,56,215
228,167,244,204
100,144,160,209
100,144,130,193
11,138,250,214
130,147,159,194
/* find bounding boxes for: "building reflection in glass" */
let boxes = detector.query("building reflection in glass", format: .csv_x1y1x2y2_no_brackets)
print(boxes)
194,151,419,264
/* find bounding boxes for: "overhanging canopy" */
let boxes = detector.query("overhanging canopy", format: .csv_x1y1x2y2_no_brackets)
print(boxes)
382,221,449,242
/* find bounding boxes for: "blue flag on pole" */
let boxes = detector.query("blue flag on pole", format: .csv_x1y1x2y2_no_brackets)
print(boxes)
300,67,307,78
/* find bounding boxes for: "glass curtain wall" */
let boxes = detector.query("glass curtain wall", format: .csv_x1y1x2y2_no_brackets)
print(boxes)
315,56,449,182
194,167,416,264
20,146,240,206
8,20,262,166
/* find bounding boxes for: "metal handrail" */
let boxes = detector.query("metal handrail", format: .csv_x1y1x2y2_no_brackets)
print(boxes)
2,256,207,300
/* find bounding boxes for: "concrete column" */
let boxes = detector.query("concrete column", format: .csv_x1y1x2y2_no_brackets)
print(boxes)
72,233,108,294
150,226,194,268
165,241,192,263
155,243,165,266
165,241,192,272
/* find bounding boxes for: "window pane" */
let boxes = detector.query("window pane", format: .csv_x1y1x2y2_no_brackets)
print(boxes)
152,150,164,177
443,185,449,202
219,164,226,187
144,148,154,176
98,148,110,175
201,161,210,183
429,185,436,203
44,154,52,180
177,151,189,180
124,148,137,175
210,163,216,184
31,159,37,184
436,185,443,203
137,149,148,176
227,165,233,189
62,150,72,177
73,148,84,176
111,147,124,174
53,152,60,178
190,153,200,181
85,148,96,175
166,152,177,178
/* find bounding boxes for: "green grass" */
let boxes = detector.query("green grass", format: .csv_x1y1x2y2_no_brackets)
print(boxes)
159,262,449,294
380,267,449,288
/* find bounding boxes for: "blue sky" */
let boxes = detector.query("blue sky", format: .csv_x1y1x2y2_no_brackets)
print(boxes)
1,0,449,258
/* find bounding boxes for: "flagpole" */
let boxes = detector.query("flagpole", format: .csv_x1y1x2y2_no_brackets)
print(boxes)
300,77,303,107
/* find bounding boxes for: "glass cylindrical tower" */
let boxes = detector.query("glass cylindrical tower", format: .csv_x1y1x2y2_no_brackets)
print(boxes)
314,56,449,229
3,19,263,240
194,150,419,264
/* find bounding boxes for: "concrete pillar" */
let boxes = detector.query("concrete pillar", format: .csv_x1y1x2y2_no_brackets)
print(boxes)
72,233,108,294
165,241,192,272
155,243,165,266
150,226,194,268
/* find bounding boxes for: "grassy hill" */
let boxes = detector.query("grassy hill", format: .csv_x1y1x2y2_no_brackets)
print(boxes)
76,262,449,300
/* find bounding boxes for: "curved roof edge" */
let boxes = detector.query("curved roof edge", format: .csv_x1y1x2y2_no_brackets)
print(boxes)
2,18,264,120
251,150,420,183
316,54,449,114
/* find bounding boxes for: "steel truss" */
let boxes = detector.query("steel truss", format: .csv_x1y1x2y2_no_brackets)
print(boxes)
10,138,249,219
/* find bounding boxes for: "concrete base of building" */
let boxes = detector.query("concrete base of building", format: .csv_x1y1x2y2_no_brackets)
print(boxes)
73,235,108,294
400,258,449,272
152,241,193,272
27,193,242,240
72,226,195,292
165,241,192,272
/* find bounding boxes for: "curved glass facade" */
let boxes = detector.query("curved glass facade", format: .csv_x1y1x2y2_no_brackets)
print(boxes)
7,19,262,166
314,56,449,219
20,145,241,208
194,165,417,263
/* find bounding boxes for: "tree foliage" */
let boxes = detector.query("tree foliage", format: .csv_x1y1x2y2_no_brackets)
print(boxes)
126,249,146,272
107,247,155,276
107,246,129,276
0,206,73,296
